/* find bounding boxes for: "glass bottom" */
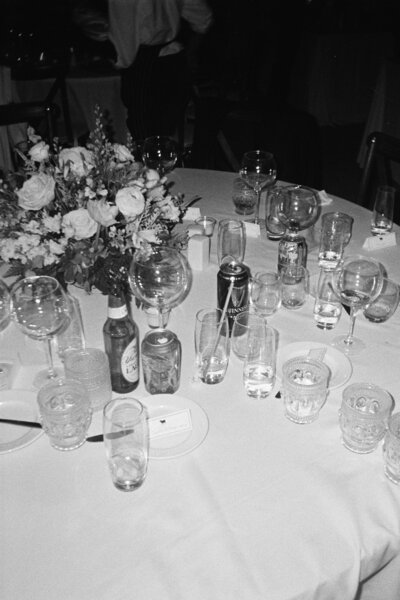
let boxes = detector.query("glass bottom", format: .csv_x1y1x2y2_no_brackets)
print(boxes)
285,410,319,425
341,437,377,454
384,466,400,485
33,367,64,389
332,335,365,356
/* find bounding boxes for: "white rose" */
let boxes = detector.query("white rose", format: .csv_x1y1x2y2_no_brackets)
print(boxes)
132,229,158,248
113,144,134,162
59,147,93,177
17,173,55,210
29,141,49,162
145,169,160,187
62,208,98,240
87,199,118,227
115,186,145,220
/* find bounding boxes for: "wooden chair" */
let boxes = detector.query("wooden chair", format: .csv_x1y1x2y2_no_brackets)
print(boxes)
11,63,73,143
0,101,60,143
358,131,400,213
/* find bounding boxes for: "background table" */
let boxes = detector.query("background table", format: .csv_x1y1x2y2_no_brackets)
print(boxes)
1,169,400,600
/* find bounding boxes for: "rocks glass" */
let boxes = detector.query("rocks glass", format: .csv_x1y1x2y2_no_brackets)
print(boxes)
103,397,149,492
195,308,230,384
282,357,330,424
363,278,400,323
339,382,393,453
37,377,92,451
383,412,400,485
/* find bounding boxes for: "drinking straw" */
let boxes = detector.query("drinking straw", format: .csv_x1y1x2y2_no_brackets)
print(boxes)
204,279,234,377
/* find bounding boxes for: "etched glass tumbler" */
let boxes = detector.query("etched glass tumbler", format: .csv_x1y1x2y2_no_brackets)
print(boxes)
339,382,393,453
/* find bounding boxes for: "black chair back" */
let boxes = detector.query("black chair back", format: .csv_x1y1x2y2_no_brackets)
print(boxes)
0,101,59,144
358,132,400,223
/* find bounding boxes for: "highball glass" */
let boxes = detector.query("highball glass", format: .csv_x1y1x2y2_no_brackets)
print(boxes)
103,397,149,492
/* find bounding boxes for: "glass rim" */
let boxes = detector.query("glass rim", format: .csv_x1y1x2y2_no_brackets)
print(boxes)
342,382,393,414
282,356,331,380
103,397,145,426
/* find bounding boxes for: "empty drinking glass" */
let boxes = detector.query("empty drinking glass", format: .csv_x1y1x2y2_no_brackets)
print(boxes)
103,397,149,491
265,186,286,240
339,382,393,453
195,308,230,384
313,269,342,330
217,219,246,265
243,325,276,398
282,357,330,424
281,265,308,309
64,348,112,412
383,412,400,485
363,278,399,323
37,377,92,451
231,311,265,360
250,271,282,317
371,185,395,236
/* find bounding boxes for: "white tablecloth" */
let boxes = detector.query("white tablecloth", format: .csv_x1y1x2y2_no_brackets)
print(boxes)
1,169,400,600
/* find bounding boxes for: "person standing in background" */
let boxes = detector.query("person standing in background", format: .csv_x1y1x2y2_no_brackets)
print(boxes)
74,0,213,141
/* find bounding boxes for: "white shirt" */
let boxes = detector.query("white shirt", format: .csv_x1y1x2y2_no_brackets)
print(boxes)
108,0,213,69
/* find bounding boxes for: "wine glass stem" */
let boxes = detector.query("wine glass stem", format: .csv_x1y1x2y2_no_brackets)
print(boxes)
254,188,261,224
44,338,57,379
344,307,356,346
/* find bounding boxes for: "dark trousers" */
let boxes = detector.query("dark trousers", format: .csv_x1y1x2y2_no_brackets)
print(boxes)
120,45,189,141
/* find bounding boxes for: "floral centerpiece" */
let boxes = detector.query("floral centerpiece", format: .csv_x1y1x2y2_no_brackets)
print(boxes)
0,108,188,296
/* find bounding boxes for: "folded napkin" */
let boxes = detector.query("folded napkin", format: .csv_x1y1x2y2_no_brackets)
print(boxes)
363,232,397,251
183,207,201,221
318,190,333,206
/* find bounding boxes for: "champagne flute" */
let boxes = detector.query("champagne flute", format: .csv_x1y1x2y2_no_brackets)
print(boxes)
239,150,277,224
331,255,383,355
10,276,70,388
142,135,178,177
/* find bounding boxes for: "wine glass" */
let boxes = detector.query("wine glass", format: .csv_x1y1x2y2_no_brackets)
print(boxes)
331,255,383,355
129,246,192,329
239,150,277,224
142,136,178,177
10,276,70,388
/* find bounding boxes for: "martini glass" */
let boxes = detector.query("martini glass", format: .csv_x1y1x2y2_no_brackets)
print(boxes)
332,255,383,355
129,246,192,329
239,150,277,224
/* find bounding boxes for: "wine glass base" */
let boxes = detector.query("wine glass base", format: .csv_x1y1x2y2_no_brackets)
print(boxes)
331,335,366,356
33,368,64,390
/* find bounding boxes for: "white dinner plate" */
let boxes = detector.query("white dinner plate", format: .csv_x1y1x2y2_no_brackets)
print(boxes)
277,342,352,390
142,394,209,460
0,390,43,454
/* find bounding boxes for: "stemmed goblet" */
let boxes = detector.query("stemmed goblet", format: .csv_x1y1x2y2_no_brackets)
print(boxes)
129,246,192,329
331,255,383,355
239,150,277,225
10,276,70,388
142,135,178,177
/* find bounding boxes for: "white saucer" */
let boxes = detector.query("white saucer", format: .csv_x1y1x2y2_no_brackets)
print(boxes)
277,342,352,390
142,394,209,460
0,390,43,454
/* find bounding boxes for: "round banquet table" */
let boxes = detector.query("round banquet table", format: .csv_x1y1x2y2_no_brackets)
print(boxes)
1,169,400,600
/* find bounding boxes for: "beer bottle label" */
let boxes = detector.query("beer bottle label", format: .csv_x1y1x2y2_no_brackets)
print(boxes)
121,339,139,382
